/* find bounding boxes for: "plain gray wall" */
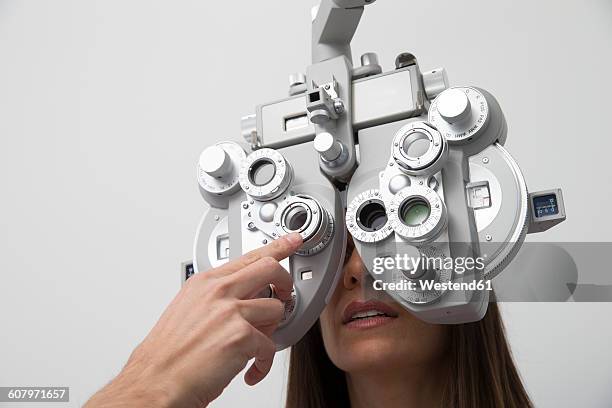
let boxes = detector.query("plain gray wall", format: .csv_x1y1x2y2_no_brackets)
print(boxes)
1,0,611,407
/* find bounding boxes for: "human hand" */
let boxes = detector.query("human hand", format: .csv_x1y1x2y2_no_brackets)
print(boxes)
85,233,303,408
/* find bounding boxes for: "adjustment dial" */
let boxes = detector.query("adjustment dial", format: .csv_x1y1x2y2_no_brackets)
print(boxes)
390,245,453,305
197,142,245,196
388,185,448,243
429,87,490,145
391,122,448,176
239,148,293,201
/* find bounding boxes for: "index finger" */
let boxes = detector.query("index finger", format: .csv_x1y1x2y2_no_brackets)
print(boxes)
217,233,303,276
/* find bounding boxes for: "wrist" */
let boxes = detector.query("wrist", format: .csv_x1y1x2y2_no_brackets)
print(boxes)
85,359,174,408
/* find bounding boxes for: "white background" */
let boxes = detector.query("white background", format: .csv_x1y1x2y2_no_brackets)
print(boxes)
1,0,611,407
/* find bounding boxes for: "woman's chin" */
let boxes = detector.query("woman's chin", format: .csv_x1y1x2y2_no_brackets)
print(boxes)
334,330,408,371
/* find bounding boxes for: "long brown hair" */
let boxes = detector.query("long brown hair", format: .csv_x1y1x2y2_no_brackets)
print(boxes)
286,302,533,408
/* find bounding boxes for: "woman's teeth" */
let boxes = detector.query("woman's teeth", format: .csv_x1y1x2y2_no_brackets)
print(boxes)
350,310,388,320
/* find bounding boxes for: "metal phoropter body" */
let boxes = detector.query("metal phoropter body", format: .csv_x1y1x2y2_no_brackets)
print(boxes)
188,0,567,349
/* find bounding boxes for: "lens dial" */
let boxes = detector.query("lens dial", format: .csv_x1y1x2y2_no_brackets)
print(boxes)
391,122,448,176
388,186,447,243
239,148,293,201
277,287,298,328
198,142,246,196
429,87,490,145
346,189,393,243
390,245,453,305
274,195,335,256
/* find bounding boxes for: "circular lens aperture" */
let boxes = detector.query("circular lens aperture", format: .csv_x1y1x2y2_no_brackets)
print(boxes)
285,205,309,231
346,190,393,244
357,200,387,232
391,122,448,176
400,198,431,226
402,131,431,158
274,195,335,256
239,149,292,201
249,158,276,186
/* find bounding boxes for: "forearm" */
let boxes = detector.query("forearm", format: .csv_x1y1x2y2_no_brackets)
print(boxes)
84,360,176,408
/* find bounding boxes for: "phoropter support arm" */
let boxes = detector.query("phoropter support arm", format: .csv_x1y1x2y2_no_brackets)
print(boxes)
311,0,377,64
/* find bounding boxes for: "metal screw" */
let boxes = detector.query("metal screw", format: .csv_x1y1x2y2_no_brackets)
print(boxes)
242,203,249,209
333,99,345,115
214,215,220,221
486,234,492,241
262,239,268,244
483,157,490,164
248,222,256,230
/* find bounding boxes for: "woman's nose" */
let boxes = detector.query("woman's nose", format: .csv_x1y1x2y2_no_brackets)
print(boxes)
343,246,366,290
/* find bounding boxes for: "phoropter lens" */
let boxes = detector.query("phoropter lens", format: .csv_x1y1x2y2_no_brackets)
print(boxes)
402,131,431,159
357,200,387,232
275,196,335,256
400,198,430,226
285,205,309,231
248,158,276,186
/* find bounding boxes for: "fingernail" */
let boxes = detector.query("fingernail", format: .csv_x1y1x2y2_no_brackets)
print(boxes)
286,232,303,246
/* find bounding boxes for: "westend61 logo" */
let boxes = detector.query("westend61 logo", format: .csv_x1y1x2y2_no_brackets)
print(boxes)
372,253,486,276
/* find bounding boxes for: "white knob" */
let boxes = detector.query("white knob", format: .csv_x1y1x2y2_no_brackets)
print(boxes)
437,88,472,124
199,146,232,178
314,132,343,162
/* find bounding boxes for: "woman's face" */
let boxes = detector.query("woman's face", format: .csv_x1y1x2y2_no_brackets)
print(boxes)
319,237,449,373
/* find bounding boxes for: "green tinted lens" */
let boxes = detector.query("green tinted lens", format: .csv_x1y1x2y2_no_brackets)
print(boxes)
401,200,430,226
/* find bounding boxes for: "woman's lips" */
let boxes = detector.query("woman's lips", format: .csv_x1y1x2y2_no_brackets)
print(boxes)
342,299,399,329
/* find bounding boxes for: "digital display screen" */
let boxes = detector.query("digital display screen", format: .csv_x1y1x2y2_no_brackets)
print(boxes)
533,194,559,218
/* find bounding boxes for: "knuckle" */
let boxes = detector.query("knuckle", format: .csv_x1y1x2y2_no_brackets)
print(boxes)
281,237,295,252
210,278,232,297
241,251,261,266
232,321,255,344
219,300,240,318
260,256,280,270
223,320,253,351
273,237,292,253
